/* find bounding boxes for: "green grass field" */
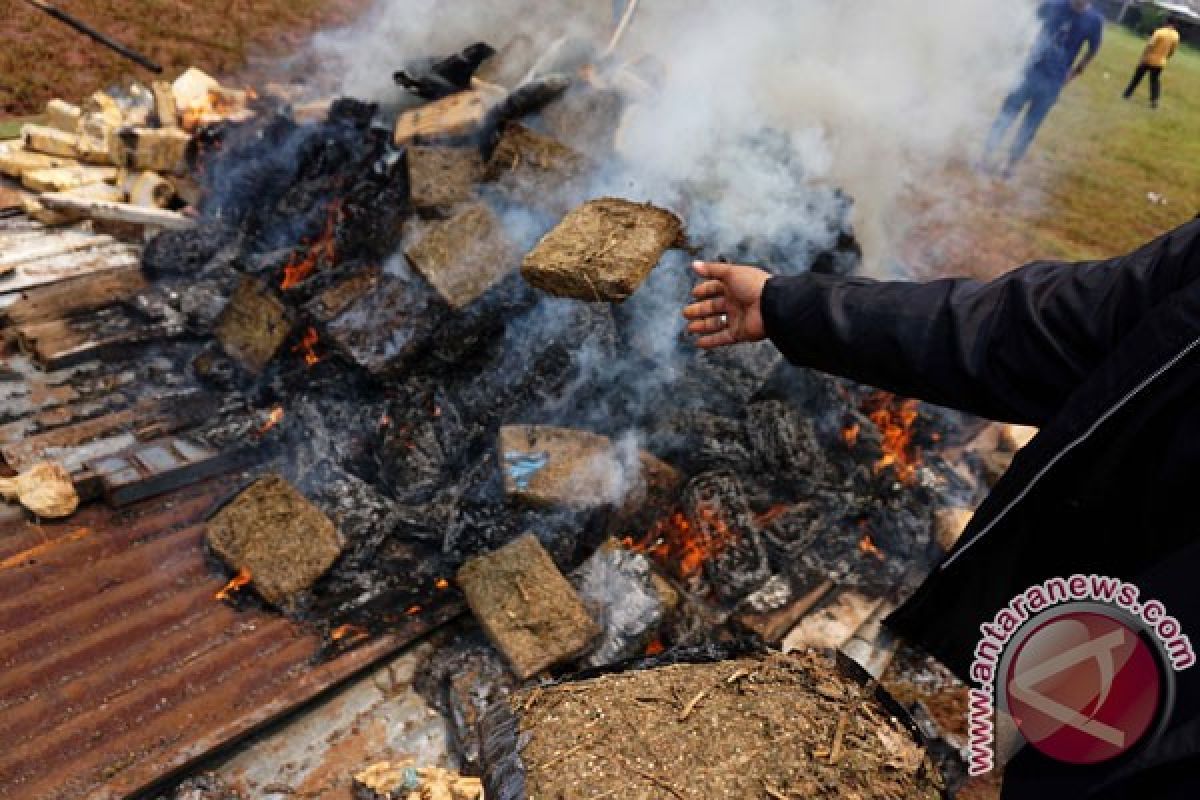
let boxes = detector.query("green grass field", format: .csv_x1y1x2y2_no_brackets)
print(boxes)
923,23,1200,277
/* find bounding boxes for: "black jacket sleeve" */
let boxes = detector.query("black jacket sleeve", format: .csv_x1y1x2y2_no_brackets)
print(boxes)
761,219,1200,426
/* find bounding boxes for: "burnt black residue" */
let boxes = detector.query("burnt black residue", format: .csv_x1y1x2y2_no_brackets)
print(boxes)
135,82,982,653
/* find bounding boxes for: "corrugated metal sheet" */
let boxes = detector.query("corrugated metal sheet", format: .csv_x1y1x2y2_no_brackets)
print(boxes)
0,479,455,800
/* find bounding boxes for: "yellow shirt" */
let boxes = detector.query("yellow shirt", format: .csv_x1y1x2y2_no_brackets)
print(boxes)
1143,27,1181,68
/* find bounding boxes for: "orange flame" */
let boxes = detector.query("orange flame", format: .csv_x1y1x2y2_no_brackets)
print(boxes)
435,578,450,591
257,405,285,436
864,392,922,484
841,422,861,449
292,326,322,367
644,637,666,656
281,202,340,290
331,623,369,643
625,503,737,581
859,534,886,561
215,567,252,601
406,604,422,616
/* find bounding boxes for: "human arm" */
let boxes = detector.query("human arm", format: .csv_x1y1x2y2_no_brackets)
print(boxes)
685,220,1200,426
1069,18,1104,80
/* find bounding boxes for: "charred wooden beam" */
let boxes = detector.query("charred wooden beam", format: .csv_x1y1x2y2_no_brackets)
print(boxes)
79,436,259,507
0,265,147,326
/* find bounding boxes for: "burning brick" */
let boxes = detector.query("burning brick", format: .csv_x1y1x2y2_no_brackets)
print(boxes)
214,276,295,374
521,197,683,302
456,533,599,679
405,201,518,310
540,87,625,153
405,146,483,213
323,273,443,376
484,123,588,212
499,425,680,512
206,474,344,609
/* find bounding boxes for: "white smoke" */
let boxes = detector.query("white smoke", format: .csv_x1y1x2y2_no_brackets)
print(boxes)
312,0,1040,271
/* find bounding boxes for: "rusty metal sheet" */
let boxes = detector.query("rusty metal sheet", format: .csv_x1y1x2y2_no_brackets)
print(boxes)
0,480,459,800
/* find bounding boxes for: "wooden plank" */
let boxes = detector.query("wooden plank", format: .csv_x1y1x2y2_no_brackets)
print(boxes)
15,307,185,371
0,265,146,326
393,90,490,146
0,244,139,295
37,193,195,230
21,165,118,193
0,229,118,275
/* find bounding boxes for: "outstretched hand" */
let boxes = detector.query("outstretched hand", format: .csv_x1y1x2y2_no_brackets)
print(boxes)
683,261,771,350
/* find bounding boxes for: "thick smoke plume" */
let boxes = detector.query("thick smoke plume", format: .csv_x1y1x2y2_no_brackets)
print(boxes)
313,0,1039,271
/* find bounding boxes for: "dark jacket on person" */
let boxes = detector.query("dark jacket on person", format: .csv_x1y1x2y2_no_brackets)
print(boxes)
760,218,1200,798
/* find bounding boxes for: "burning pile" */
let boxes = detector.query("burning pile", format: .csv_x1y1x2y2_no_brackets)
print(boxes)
1,25,999,797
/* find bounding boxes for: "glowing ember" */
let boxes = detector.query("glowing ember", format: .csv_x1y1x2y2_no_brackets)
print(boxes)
435,578,450,591
625,503,737,581
859,535,886,561
281,201,341,290
753,504,793,528
406,605,422,616
331,623,369,642
863,392,922,484
292,326,322,367
841,422,861,449
215,567,252,601
257,405,285,436
644,637,666,656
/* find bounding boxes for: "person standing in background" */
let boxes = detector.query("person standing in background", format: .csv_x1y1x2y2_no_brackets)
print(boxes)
982,0,1104,178
1124,18,1181,109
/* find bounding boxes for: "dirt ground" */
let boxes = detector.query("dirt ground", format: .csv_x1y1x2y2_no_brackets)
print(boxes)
0,0,371,116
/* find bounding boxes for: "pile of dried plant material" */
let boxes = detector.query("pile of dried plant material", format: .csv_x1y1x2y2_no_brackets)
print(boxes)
482,649,942,800
0,67,251,228
521,197,683,302
0,461,79,518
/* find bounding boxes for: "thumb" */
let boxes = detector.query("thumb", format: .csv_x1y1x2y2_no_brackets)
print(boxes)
693,260,731,280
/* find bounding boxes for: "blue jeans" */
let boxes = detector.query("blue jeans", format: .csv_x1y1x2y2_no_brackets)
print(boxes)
985,70,1064,167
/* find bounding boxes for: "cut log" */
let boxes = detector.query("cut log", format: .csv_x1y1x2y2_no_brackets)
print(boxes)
393,90,491,146
37,193,196,230
21,125,79,159
405,201,517,309
45,99,83,134
127,171,175,208
456,533,600,679
521,197,682,302
405,145,483,212
76,111,120,165
0,146,80,179
206,474,345,609
117,128,191,173
20,165,118,193
782,589,884,653
214,276,295,374
152,80,179,128
499,424,680,512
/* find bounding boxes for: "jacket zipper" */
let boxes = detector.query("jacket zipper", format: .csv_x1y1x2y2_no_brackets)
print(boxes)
942,334,1200,570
